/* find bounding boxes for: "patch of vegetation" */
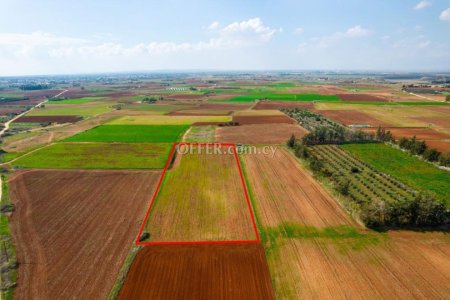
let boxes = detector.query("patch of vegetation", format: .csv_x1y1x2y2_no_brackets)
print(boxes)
341,143,450,206
49,97,106,104
0,174,18,299
107,115,231,125
11,143,172,169
397,136,450,167
108,245,141,300
184,126,216,142
225,93,340,102
28,103,112,117
283,108,374,144
64,125,189,143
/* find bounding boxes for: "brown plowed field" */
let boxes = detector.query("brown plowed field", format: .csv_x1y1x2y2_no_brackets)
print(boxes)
242,149,354,227
242,149,450,299
337,93,387,102
271,232,450,299
362,127,450,140
118,244,275,300
0,107,25,115
195,103,252,110
13,115,83,123
315,109,392,126
216,123,308,144
412,116,450,128
9,169,161,299
423,140,450,152
254,100,314,110
232,115,296,125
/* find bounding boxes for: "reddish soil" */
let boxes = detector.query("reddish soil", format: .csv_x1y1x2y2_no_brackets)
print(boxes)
192,121,223,126
195,103,252,110
254,101,314,110
362,127,450,140
233,115,296,125
243,149,354,227
0,99,43,106
13,115,83,123
423,140,450,152
216,123,308,144
337,94,388,102
61,88,97,99
314,110,392,126
9,169,161,299
424,106,450,114
412,116,450,128
118,244,275,300
0,107,26,115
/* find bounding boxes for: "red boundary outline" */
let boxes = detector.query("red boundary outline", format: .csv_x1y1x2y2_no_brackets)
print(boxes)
135,142,260,246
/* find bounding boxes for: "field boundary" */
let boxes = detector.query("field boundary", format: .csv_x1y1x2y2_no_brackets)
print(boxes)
135,142,260,246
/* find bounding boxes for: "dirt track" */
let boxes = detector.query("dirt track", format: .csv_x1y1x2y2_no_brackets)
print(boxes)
9,169,160,299
118,244,275,300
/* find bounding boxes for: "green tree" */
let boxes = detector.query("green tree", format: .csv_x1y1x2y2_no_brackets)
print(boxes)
287,134,296,148
422,148,441,162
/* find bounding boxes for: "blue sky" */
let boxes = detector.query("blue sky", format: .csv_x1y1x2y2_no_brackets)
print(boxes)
1,0,449,75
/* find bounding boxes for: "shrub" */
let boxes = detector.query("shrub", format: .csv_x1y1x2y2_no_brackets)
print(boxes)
439,152,450,167
422,148,441,162
294,143,309,159
337,180,350,195
287,134,296,148
309,157,323,172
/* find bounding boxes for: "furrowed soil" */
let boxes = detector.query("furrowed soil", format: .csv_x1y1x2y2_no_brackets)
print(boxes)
8,169,161,299
118,244,275,300
232,115,296,125
216,123,308,144
14,115,83,123
144,146,256,242
337,93,388,102
313,109,392,127
243,148,354,228
242,149,450,299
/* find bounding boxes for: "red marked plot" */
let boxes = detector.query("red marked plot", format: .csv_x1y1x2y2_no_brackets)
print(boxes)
136,142,259,246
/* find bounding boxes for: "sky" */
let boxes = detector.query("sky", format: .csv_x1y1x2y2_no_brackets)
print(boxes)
1,0,449,76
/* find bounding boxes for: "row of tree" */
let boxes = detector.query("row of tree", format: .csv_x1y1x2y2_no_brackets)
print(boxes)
287,135,449,228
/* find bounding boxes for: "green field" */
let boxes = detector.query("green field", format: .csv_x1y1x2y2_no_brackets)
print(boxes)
107,115,231,125
64,124,188,143
49,97,107,104
11,143,171,169
27,103,112,117
341,143,450,205
217,93,340,102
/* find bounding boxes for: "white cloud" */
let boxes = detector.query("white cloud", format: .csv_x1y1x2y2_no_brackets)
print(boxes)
344,25,371,38
294,27,304,35
0,17,279,64
219,18,279,42
207,21,220,30
414,1,431,10
439,8,450,21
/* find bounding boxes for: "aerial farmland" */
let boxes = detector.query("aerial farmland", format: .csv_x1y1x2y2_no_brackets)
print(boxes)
1,1,450,298
0,72,448,299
